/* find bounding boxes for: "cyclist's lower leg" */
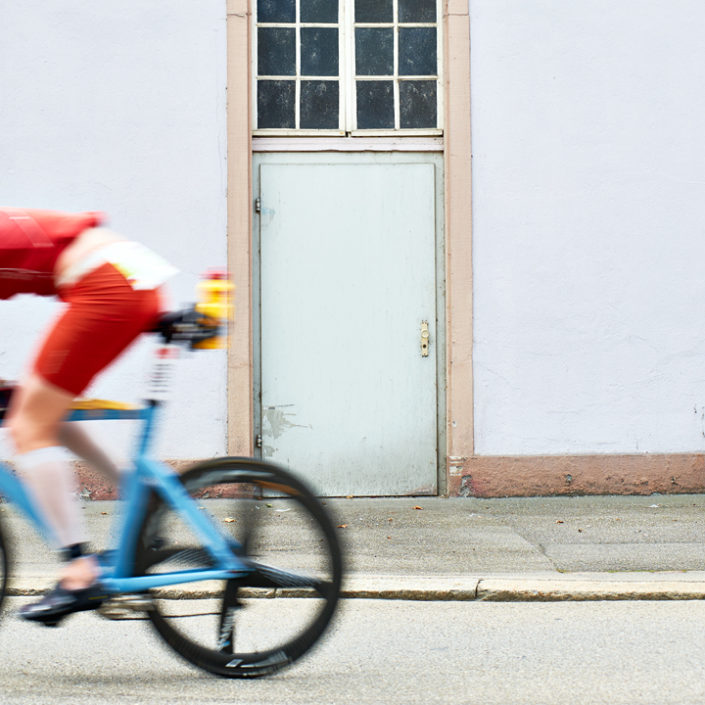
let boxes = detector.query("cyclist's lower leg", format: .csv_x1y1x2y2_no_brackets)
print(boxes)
7,373,105,622
58,422,120,485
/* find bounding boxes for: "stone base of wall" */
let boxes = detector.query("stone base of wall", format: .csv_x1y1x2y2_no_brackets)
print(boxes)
75,460,198,500
447,454,705,498
73,455,705,500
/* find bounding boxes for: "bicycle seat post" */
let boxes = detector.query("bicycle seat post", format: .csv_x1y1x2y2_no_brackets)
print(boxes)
146,343,180,406
138,337,182,458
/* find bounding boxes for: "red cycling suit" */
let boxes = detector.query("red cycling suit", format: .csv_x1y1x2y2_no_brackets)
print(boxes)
0,208,104,299
0,208,167,395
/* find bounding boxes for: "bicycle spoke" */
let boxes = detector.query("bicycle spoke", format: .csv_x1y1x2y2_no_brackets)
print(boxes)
238,504,258,556
151,547,212,569
244,561,334,597
217,582,240,653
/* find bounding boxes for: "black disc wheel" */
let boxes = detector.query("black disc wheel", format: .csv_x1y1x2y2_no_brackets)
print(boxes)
135,458,343,678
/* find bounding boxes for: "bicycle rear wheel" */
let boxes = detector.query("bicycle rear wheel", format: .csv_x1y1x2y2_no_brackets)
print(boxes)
135,458,343,678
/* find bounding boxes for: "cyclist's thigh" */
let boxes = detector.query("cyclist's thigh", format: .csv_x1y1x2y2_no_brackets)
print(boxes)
34,263,161,396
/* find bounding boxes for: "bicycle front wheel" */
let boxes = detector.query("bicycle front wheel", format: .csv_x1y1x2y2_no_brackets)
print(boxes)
135,458,343,678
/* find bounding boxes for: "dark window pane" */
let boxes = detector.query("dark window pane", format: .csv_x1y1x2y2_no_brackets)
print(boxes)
356,81,394,129
301,28,339,76
398,0,436,23
258,28,296,76
355,28,393,75
400,80,437,128
301,81,339,128
258,80,296,128
355,0,393,22
258,0,295,23
301,0,338,23
398,27,436,76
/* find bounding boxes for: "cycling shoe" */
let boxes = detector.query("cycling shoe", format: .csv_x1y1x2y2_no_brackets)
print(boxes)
19,583,108,627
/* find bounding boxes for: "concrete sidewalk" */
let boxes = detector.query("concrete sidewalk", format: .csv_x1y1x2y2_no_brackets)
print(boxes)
5,493,705,601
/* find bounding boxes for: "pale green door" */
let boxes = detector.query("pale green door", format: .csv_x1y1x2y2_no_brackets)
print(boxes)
256,152,442,496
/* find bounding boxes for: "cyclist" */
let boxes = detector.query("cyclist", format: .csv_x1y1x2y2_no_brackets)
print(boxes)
0,207,176,623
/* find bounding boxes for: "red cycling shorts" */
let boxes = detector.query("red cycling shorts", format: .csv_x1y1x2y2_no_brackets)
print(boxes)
33,262,163,396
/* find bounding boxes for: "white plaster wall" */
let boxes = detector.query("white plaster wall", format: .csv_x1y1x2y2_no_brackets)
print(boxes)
471,0,705,454
0,1,227,461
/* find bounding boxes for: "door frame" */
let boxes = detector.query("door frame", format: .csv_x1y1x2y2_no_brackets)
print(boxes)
251,151,446,495
226,0,473,497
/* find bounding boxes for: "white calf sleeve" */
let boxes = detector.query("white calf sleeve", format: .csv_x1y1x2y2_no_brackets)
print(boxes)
14,446,86,549
58,423,120,484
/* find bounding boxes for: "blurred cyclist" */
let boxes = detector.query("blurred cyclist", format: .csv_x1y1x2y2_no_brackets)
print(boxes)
0,207,176,623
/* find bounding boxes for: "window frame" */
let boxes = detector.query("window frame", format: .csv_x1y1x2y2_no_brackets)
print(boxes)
252,0,444,136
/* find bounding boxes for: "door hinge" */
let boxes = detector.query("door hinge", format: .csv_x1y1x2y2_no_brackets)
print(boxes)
255,434,263,449
254,197,261,214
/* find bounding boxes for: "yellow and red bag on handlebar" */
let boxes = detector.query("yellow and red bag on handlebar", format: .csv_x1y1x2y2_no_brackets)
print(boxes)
194,269,234,349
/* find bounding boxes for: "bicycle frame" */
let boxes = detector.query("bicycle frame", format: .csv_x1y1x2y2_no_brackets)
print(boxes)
0,399,251,596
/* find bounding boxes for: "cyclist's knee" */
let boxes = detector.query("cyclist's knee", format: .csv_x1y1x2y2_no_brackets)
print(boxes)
7,374,73,454
7,413,59,455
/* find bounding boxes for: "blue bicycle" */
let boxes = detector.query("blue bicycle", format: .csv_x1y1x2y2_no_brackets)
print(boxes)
0,309,343,678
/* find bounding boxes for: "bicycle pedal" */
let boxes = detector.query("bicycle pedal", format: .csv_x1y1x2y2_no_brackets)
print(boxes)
98,595,153,620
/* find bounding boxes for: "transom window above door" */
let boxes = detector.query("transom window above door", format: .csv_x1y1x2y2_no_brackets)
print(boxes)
254,0,442,134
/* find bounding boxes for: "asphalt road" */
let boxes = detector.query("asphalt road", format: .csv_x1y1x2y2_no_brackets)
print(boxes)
2,597,705,704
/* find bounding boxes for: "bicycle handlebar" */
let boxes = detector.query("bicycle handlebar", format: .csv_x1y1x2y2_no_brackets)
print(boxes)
152,307,222,349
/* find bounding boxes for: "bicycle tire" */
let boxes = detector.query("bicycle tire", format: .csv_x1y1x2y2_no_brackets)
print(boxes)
135,457,343,678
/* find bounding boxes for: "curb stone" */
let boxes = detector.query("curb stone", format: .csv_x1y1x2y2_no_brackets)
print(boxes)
8,572,705,602
475,578,705,602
